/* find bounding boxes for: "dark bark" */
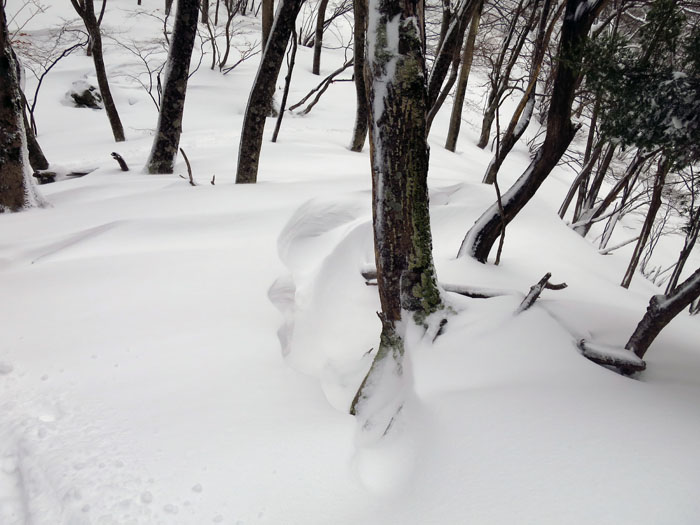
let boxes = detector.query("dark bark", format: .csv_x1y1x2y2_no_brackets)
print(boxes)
0,4,39,212
350,0,442,416
427,0,477,113
558,140,603,219
236,0,305,184
626,266,700,360
71,0,126,142
272,28,298,142
23,100,49,171
146,0,199,174
665,206,700,294
459,0,608,263
476,0,535,150
621,157,670,289
482,0,562,183
349,0,368,152
262,0,274,48
312,0,330,75
166,0,174,15
444,0,482,152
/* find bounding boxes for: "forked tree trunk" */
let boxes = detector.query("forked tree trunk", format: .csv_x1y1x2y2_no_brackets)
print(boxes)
349,0,368,152
312,0,330,74
236,0,305,183
459,0,608,263
0,4,41,212
444,0,482,152
427,0,477,113
482,0,562,184
476,0,534,150
21,96,49,171
626,266,700,359
146,0,199,174
71,0,125,142
350,0,442,417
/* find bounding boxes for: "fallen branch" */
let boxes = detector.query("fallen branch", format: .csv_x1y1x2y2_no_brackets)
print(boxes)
111,152,129,171
577,339,646,374
516,272,567,313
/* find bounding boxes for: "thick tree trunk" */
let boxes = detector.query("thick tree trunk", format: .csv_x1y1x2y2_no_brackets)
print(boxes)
146,0,199,174
444,0,482,152
350,0,442,417
459,0,608,263
312,0,329,75
236,0,304,183
621,158,670,289
0,4,40,212
626,266,700,359
349,0,368,152
262,0,274,48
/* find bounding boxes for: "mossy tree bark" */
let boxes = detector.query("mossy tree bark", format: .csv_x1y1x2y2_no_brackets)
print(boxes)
146,0,199,174
70,0,125,142
350,0,442,417
349,0,368,152
0,4,40,212
459,0,609,263
236,0,305,184
626,266,700,360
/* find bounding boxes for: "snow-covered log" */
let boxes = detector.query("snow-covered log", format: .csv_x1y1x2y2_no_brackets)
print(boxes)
578,339,646,374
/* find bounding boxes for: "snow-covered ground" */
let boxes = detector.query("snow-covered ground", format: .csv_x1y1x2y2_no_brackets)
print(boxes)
1,1,699,523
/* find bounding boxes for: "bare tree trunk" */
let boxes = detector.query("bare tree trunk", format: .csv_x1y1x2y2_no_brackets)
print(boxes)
71,0,125,142
665,206,700,294
427,0,477,113
444,0,482,152
626,266,700,360
476,0,535,150
146,0,199,174
349,0,368,152
620,157,670,289
558,141,603,219
0,3,41,212
312,0,329,74
236,0,305,183
262,0,274,48
481,0,562,184
350,0,442,418
459,0,608,263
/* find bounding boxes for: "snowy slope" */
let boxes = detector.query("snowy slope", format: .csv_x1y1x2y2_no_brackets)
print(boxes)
1,1,699,523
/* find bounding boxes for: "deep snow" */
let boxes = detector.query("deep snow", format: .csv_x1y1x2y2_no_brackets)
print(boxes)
1,1,699,523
